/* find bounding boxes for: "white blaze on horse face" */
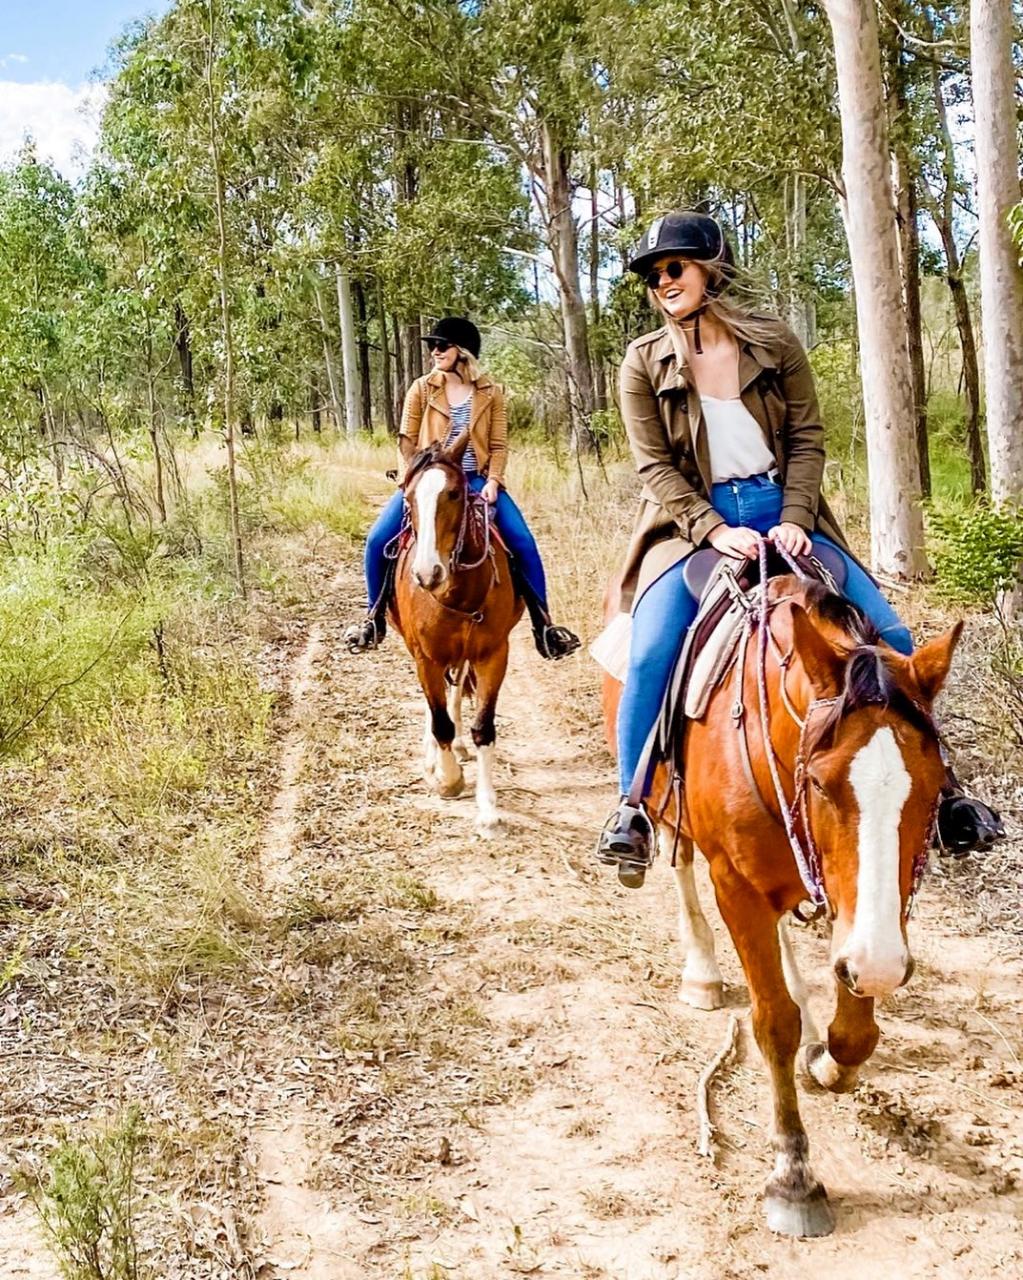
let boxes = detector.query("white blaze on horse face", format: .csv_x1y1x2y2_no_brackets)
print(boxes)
411,469,449,589
838,725,913,998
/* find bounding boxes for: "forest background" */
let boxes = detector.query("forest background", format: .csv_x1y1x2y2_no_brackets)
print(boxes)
0,2,1022,1276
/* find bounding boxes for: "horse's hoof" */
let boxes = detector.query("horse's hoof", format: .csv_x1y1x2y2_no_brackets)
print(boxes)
679,978,724,1011
803,1042,859,1093
764,1186,835,1238
436,774,465,799
475,814,504,839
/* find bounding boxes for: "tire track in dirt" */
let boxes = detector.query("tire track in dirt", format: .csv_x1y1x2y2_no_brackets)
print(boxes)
249,546,1023,1279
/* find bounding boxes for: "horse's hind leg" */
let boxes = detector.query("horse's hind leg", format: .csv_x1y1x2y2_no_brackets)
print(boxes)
417,659,465,798
667,832,724,1010
711,862,834,1238
448,665,470,762
778,919,821,1047
804,982,879,1094
469,643,509,837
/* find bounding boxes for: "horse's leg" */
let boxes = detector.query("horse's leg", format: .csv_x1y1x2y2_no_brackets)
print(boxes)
448,665,470,762
777,919,821,1047
805,983,879,1094
421,707,438,779
667,831,724,1010
416,659,464,798
469,642,508,836
711,863,835,1238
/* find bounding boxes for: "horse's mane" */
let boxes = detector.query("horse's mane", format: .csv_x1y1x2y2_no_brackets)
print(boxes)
797,579,936,745
402,443,450,490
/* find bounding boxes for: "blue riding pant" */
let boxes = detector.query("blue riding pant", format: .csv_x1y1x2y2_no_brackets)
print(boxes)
364,475,548,609
617,472,914,796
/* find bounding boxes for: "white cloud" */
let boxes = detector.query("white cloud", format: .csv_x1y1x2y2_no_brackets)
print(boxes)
0,54,30,68
0,80,108,181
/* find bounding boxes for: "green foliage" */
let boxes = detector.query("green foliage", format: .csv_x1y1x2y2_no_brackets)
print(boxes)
929,501,1023,605
27,1107,150,1280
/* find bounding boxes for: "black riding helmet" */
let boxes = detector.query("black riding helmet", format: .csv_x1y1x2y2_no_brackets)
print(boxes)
422,316,481,358
628,210,735,284
629,211,736,352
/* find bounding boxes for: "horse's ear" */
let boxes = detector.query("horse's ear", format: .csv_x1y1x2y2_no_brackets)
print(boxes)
789,604,844,697
442,429,471,465
908,621,963,703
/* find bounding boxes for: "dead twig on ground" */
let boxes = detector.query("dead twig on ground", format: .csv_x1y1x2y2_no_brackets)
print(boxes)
696,1013,740,1161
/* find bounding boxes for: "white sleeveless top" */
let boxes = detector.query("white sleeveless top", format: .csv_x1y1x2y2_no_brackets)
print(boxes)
700,395,776,483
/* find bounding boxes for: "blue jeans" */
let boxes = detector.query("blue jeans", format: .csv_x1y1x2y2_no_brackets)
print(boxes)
617,473,913,796
364,476,548,608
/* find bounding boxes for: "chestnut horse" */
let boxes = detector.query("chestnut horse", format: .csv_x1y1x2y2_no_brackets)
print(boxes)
603,563,961,1237
391,432,523,834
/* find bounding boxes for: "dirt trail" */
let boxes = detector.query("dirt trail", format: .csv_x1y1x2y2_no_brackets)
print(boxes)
247,552,1023,1280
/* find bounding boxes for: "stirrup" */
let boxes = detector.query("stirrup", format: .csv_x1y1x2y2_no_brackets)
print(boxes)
535,623,580,660
935,790,1004,858
344,617,382,653
595,801,655,889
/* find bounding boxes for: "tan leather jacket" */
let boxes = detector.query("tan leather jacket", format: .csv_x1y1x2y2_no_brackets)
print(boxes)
398,370,508,484
617,317,850,610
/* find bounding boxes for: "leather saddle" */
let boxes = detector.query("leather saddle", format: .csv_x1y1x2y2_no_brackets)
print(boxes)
670,542,848,731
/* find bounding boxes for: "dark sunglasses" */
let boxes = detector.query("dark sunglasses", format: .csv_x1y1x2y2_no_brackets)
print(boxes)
644,259,687,290
425,338,453,353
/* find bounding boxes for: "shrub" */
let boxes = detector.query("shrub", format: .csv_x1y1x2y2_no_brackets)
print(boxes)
26,1107,150,1280
929,501,1023,605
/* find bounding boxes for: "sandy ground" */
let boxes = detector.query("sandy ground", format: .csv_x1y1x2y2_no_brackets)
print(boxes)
2,542,1020,1280
246,552,1023,1280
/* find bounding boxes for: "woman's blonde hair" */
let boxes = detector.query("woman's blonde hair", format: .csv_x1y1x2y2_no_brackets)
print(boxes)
454,347,483,383
648,260,786,349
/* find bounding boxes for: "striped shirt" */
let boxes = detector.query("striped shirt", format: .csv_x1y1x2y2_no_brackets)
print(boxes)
444,397,478,474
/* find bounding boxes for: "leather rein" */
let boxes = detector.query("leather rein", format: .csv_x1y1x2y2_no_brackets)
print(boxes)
389,457,498,624
734,539,936,922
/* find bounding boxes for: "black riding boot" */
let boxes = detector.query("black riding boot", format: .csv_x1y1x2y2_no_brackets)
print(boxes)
596,800,655,888
935,767,1005,857
520,586,580,660
344,612,386,653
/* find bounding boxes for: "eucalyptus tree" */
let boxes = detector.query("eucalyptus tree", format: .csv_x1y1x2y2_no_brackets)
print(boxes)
971,0,1023,513
824,0,927,578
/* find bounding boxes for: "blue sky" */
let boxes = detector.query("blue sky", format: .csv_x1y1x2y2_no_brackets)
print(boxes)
0,2,171,176
3,2,170,84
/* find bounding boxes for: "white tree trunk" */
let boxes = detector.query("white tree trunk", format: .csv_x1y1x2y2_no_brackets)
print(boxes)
335,261,361,438
825,0,928,578
540,121,595,452
971,0,1023,506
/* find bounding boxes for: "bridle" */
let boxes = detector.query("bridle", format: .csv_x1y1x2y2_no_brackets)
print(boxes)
743,539,939,923
392,456,497,621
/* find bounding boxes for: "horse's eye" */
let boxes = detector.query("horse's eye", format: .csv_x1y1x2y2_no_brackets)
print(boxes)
809,775,829,799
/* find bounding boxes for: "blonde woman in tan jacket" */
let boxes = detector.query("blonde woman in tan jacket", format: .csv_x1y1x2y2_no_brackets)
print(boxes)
345,317,579,659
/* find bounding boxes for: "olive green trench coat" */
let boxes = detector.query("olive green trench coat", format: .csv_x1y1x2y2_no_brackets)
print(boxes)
617,317,850,611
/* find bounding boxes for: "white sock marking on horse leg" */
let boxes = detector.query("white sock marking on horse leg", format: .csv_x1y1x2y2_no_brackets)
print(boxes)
778,919,820,1046
434,743,463,794
668,834,723,1008
475,743,501,834
411,469,446,585
448,669,468,759
841,726,912,997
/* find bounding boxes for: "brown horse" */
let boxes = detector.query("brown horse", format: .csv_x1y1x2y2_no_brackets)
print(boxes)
392,432,523,834
603,569,962,1237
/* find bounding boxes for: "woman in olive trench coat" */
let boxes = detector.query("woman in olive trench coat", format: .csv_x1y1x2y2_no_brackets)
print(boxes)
595,211,1003,885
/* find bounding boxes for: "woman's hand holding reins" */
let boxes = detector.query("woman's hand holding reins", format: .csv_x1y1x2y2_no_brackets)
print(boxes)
769,522,812,557
707,524,760,560
481,478,500,505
